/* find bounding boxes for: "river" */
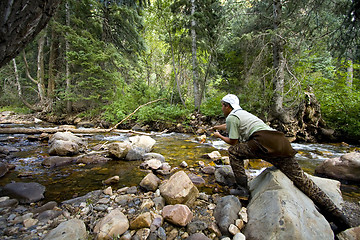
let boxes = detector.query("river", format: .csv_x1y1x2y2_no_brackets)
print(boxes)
0,127,359,203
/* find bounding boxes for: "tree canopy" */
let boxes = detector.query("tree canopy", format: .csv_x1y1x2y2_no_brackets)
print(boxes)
1,0,359,141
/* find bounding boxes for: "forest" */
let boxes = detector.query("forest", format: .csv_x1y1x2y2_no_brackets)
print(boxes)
0,0,359,143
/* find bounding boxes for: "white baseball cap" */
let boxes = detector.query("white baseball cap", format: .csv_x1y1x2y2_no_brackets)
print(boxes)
221,94,242,110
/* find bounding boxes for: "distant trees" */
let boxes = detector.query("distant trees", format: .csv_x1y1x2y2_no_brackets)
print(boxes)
0,0,359,139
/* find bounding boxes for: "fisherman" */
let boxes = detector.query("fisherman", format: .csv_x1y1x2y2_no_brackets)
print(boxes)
210,93,351,232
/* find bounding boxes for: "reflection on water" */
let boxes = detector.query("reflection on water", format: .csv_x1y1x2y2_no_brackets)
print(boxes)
0,129,359,203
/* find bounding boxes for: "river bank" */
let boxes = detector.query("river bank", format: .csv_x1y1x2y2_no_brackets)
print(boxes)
1,111,360,239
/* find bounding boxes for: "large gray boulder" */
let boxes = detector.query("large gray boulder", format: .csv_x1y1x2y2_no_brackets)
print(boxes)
244,167,336,240
48,132,86,156
3,182,46,203
315,152,360,182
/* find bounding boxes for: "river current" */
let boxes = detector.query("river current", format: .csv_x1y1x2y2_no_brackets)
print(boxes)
0,128,359,203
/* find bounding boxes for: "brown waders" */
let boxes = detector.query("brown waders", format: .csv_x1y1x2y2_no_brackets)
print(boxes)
228,130,351,232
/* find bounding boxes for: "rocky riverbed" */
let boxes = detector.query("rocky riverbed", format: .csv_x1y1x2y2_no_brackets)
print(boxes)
1,161,360,240
1,111,360,240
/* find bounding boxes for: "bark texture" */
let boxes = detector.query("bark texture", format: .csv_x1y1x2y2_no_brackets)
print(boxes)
0,0,61,68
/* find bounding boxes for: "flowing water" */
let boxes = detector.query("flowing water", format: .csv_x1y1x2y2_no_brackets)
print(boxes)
0,125,359,203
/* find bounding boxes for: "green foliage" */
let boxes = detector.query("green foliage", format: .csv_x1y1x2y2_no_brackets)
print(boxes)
0,106,31,114
200,94,223,117
136,104,191,123
295,49,360,140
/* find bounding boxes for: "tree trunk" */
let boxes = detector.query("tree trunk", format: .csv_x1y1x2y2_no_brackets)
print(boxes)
12,59,40,111
191,0,201,110
0,0,62,68
65,0,72,113
271,0,290,123
48,23,58,100
165,20,186,107
37,32,46,104
346,58,353,89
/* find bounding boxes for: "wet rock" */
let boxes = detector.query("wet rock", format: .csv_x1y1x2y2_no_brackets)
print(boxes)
76,154,112,164
94,208,129,240
140,159,163,170
0,197,18,208
244,167,334,240
143,153,165,162
186,232,211,240
48,132,86,156
315,152,360,182
188,173,206,186
62,190,102,206
49,139,80,156
214,195,242,236
202,151,222,161
126,147,146,161
42,219,88,240
42,156,76,168
140,173,161,192
0,145,19,154
3,182,45,204
103,175,120,185
108,141,131,159
49,132,84,146
0,162,9,177
162,204,193,227
214,165,236,186
159,171,199,206
129,136,156,153
201,166,215,175
37,209,63,222
32,201,57,214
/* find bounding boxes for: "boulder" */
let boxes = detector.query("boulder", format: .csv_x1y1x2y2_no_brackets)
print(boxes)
214,165,236,186
108,141,131,159
49,132,84,146
43,219,88,240
214,195,242,236
143,153,165,162
315,152,360,182
76,154,112,164
48,132,86,156
129,135,156,152
130,212,153,229
94,208,129,240
162,204,193,227
159,171,199,206
125,147,146,161
42,156,76,168
140,172,161,192
337,225,360,240
244,167,335,240
3,182,45,204
49,139,79,156
0,162,9,177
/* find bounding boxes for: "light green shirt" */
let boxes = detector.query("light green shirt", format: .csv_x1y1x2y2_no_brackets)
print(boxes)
226,109,275,142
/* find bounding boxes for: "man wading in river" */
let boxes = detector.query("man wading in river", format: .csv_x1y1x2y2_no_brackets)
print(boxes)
210,94,352,232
